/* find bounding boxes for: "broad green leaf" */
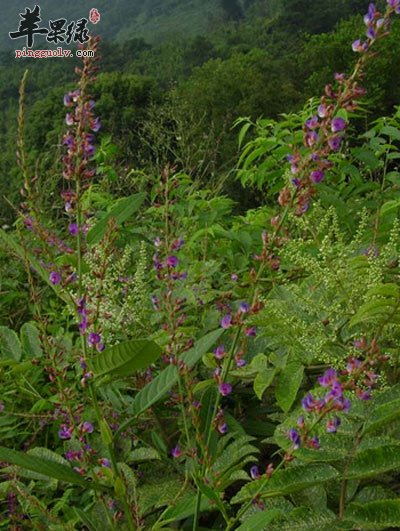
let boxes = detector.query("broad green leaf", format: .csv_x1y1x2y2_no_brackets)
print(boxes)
91,339,162,379
345,500,400,530
0,326,22,361
237,509,283,530
231,464,339,504
20,322,43,358
0,446,105,491
87,192,145,244
346,445,400,479
131,329,223,416
275,362,304,412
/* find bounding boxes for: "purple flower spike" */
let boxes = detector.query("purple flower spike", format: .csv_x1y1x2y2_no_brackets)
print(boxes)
88,333,101,346
288,428,301,450
58,424,73,440
221,314,232,329
82,421,94,434
49,271,61,285
250,465,261,480
219,382,233,396
331,117,347,133
310,170,324,184
166,255,179,268
171,445,182,458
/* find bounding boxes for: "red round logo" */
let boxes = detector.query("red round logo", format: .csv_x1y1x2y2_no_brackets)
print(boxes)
89,8,100,24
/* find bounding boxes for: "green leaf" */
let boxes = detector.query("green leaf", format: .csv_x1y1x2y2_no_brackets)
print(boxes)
231,464,339,504
268,508,337,531
87,192,146,244
91,339,162,379
346,445,400,479
345,500,400,530
364,384,400,433
0,446,105,491
131,329,223,416
275,362,304,412
154,493,210,528
237,509,283,530
380,125,400,140
254,368,277,400
0,229,71,305
20,322,43,359
128,448,160,463
0,326,22,362
74,508,99,531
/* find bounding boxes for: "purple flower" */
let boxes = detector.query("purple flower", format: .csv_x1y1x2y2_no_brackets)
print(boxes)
65,113,74,126
288,429,301,450
218,422,228,434
292,178,300,187
357,389,372,400
236,358,247,367
305,131,319,147
245,326,257,337
214,345,226,360
310,170,324,184
297,415,305,428
352,39,366,53
96,342,105,353
219,383,232,396
328,136,342,151
171,238,184,251
171,445,182,458
309,436,321,449
58,424,73,440
69,223,79,236
88,333,101,346
166,255,179,268
305,115,319,129
318,368,337,387
49,271,61,285
250,465,261,479
90,117,101,132
318,104,327,118
82,421,94,434
231,273,238,282
99,458,111,468
221,314,232,329
346,358,361,373
239,302,250,313
326,416,341,433
364,3,376,25
331,117,347,133
63,93,72,107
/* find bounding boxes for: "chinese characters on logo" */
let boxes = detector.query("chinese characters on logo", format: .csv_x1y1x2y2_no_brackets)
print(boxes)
9,5,95,48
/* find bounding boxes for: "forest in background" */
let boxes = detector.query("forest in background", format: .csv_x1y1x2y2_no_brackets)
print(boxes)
1,0,400,224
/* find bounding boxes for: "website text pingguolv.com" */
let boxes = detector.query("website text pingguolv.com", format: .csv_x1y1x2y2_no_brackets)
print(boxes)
14,47,95,59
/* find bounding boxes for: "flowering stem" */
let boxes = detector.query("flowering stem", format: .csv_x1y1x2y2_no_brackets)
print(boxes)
193,326,242,530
